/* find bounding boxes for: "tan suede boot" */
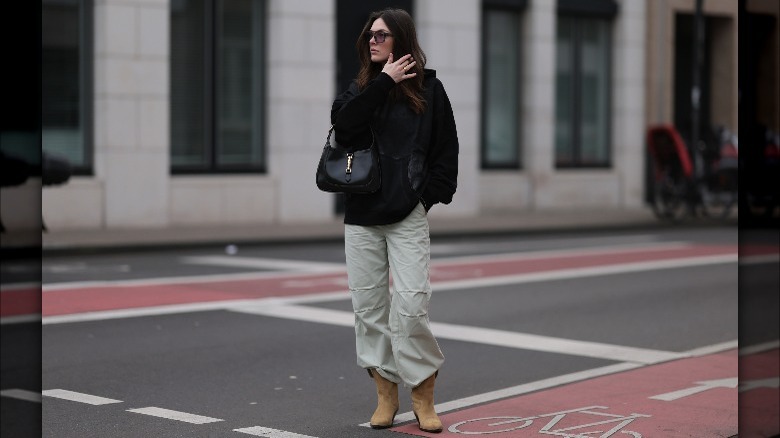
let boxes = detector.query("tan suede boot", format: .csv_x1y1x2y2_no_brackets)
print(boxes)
411,372,443,433
368,369,399,429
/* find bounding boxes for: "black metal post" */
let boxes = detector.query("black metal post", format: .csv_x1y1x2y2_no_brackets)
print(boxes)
691,0,704,174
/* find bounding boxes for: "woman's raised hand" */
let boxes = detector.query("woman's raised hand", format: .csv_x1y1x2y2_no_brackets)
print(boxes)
382,53,417,83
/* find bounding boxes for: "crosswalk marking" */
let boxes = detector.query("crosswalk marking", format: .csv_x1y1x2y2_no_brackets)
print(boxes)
230,304,686,365
38,389,318,436
234,426,320,437
127,407,223,424
42,389,123,405
181,256,343,273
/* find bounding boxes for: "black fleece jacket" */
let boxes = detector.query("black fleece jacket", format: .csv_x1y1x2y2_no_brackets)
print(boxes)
330,69,459,226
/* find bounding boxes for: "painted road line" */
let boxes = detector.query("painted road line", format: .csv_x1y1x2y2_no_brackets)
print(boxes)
41,248,736,322
426,254,737,293
41,241,726,292
181,256,344,272
42,389,123,405
1,314,41,325
127,407,223,424
739,377,779,392
234,426,320,437
41,253,736,324
360,362,643,427
40,292,353,325
231,304,353,328
432,241,694,266
0,389,42,403
42,269,340,292
739,253,780,265
431,234,664,255
738,347,779,436
392,348,738,437
232,304,685,364
0,282,41,292
649,378,738,401
42,299,271,325
362,341,737,429
684,340,739,357
739,340,780,356
431,320,684,364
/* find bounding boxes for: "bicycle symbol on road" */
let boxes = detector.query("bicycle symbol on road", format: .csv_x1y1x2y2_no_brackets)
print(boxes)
448,405,651,437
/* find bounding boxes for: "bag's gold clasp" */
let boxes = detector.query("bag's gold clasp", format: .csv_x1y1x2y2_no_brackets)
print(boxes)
346,153,353,174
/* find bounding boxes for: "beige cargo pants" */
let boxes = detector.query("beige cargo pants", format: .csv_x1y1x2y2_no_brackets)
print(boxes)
344,202,444,387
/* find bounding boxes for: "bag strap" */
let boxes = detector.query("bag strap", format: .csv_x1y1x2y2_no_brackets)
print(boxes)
327,125,375,149
326,124,335,148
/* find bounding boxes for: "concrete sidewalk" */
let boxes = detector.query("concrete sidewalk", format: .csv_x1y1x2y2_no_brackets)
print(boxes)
37,207,690,253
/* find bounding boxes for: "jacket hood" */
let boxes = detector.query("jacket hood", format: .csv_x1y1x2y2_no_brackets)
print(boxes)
423,68,436,79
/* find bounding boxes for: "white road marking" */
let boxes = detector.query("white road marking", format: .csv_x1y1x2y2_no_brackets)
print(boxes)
739,377,780,392
41,241,712,292
360,362,643,427
431,235,663,255
685,340,739,357
739,340,780,356
43,263,131,274
232,304,353,328
234,426,320,437
42,270,336,292
0,389,42,403
432,320,685,364
649,378,738,401
181,256,343,272
425,254,737,293
0,282,40,292
739,253,780,265
127,407,223,424
230,304,685,364
0,314,41,325
42,389,123,405
433,241,694,265
42,251,737,325
359,340,737,427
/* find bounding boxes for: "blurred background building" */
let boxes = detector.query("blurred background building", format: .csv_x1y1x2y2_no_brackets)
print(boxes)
9,0,775,234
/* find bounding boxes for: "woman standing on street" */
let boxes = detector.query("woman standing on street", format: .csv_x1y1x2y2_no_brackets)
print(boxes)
330,8,459,433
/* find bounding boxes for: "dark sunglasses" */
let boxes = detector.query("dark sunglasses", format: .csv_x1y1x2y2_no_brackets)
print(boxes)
365,30,392,43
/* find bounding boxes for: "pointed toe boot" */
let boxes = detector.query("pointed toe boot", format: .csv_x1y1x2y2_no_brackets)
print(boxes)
411,372,443,433
368,369,399,429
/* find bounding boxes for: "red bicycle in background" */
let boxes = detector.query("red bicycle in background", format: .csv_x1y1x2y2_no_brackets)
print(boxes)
646,125,738,222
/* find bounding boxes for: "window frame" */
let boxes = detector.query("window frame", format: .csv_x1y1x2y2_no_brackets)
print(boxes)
480,0,527,170
41,0,94,176
554,13,614,169
170,0,267,175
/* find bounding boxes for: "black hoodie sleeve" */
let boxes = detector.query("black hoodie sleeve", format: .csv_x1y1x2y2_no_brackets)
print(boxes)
330,73,396,150
421,79,459,210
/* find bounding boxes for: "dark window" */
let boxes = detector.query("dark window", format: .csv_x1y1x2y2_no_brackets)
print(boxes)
481,4,523,169
555,14,612,168
170,0,266,173
42,0,93,174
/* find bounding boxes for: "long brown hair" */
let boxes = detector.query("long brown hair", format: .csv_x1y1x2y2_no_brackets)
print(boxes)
356,8,427,114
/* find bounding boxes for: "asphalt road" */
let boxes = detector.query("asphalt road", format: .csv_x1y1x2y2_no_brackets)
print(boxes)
2,226,778,437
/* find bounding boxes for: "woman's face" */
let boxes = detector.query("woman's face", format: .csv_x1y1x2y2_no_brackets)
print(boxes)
369,18,394,64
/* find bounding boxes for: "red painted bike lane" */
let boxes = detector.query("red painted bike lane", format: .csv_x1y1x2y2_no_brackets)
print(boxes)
393,349,747,437
739,348,780,437
32,243,736,318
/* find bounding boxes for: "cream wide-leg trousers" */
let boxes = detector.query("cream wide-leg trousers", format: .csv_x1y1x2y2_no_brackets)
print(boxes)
344,202,444,388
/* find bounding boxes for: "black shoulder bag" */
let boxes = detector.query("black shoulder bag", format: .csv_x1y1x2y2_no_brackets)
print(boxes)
316,125,381,194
